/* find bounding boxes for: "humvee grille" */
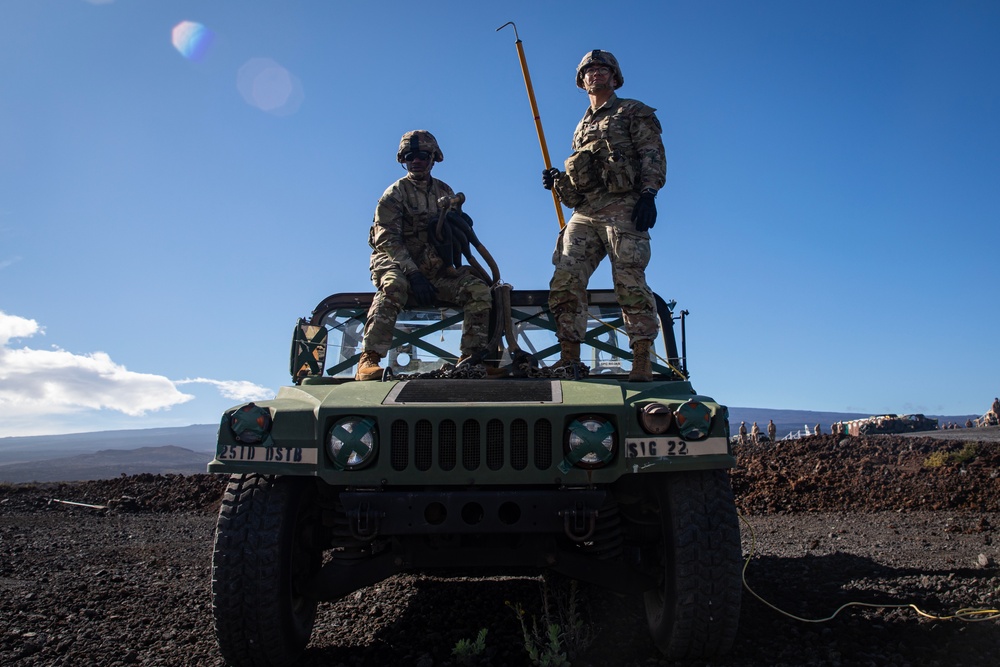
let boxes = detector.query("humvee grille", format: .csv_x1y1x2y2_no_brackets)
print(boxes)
391,420,408,470
387,417,556,472
534,420,552,469
487,419,503,470
439,420,457,470
463,421,480,470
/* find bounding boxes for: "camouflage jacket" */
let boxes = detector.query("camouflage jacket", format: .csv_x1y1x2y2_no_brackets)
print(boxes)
553,94,666,222
368,174,454,277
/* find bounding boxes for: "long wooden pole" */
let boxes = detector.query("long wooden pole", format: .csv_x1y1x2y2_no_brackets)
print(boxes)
497,22,566,229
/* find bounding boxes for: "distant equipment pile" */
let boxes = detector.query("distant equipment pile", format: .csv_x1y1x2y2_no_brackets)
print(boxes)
835,414,939,437
975,409,999,428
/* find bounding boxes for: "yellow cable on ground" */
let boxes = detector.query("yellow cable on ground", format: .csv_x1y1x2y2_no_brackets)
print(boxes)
739,513,1000,623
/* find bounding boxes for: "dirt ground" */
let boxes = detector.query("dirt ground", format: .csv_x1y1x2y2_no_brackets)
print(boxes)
1,430,998,666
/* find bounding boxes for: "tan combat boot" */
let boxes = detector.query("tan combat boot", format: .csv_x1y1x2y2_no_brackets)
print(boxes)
629,340,653,382
551,340,581,369
355,351,384,381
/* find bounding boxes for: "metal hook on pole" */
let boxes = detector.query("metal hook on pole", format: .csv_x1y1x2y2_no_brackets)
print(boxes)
497,22,566,229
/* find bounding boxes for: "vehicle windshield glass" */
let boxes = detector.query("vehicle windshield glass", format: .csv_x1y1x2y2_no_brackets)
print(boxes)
317,300,660,379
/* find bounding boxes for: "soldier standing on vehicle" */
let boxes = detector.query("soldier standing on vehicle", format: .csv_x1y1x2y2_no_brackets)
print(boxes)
738,421,747,444
542,50,666,382
814,423,821,436
992,397,1000,419
767,419,776,442
356,130,494,381
751,421,760,443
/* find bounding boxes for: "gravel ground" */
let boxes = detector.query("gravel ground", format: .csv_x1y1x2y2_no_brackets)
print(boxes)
2,431,999,666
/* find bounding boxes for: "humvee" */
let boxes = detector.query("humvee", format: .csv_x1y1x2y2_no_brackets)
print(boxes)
208,288,742,666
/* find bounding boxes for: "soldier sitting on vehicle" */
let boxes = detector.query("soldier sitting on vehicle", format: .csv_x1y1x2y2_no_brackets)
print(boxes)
355,130,497,381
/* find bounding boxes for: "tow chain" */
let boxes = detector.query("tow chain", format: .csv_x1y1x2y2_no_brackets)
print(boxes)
387,364,489,381
521,361,590,379
387,358,590,381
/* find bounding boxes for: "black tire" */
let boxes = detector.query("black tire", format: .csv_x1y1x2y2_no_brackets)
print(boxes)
212,474,322,667
643,469,742,660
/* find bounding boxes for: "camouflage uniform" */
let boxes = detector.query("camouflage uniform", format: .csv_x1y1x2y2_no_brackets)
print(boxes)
549,91,666,345
364,176,491,357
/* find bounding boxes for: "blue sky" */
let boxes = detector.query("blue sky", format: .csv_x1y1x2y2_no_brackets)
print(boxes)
2,0,998,437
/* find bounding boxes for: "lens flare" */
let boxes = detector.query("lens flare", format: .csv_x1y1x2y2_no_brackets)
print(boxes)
171,21,215,61
236,58,305,116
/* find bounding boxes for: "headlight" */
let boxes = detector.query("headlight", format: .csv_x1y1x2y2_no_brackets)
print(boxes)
562,416,616,471
327,417,378,470
230,403,273,446
638,403,674,434
675,400,713,440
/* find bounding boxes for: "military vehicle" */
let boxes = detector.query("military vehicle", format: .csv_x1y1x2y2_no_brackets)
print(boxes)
838,413,939,437
208,288,741,666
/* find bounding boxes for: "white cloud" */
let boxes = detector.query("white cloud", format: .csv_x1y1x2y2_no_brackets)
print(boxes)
0,311,272,427
0,256,21,271
0,311,41,345
176,378,273,402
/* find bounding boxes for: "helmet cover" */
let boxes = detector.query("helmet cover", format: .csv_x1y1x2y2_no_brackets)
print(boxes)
396,130,444,163
575,50,624,90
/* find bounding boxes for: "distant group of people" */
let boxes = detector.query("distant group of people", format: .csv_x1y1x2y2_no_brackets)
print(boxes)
940,421,972,429
738,397,1000,443
737,419,778,444
737,419,842,443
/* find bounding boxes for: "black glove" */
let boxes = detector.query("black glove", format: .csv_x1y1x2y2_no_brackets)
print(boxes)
542,167,560,190
406,272,438,306
631,191,657,232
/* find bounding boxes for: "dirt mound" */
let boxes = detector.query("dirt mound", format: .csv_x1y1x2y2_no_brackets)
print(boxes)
0,473,228,513
733,434,1000,514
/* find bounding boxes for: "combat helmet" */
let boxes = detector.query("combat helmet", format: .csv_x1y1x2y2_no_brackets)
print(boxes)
396,130,444,163
576,50,624,90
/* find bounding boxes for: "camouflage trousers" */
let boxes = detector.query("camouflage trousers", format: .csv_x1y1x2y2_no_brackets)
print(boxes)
548,213,658,345
363,267,492,357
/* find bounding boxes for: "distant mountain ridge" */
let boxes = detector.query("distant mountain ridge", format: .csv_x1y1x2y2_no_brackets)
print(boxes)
0,445,213,484
0,409,982,483
0,424,217,466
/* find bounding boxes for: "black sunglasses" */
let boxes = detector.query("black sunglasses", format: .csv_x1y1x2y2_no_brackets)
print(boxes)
403,150,431,162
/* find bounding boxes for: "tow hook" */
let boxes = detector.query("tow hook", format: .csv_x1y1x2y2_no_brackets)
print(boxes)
346,501,382,540
560,504,598,542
